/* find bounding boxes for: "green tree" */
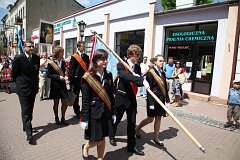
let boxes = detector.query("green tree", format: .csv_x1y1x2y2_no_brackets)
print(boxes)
196,0,213,5
162,0,176,10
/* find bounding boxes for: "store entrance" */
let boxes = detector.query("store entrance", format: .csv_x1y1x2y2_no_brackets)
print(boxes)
192,42,215,94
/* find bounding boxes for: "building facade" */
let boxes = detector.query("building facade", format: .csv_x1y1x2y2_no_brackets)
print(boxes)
32,0,240,104
1,0,84,57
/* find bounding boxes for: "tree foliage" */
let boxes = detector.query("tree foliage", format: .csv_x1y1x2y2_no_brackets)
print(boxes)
196,0,213,5
162,0,176,10
161,0,214,10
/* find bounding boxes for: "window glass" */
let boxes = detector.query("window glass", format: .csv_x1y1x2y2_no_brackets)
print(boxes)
85,34,102,56
65,38,77,58
116,30,144,59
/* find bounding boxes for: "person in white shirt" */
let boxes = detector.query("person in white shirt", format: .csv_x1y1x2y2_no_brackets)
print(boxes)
138,56,149,98
39,52,50,100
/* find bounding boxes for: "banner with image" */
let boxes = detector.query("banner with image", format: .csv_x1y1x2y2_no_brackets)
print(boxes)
39,20,54,45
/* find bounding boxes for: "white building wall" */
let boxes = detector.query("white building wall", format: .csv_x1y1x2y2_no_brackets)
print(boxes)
211,19,228,96
154,5,229,97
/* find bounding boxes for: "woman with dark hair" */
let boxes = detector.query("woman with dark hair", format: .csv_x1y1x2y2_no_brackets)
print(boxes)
136,55,169,146
47,46,69,125
81,49,115,160
172,60,183,107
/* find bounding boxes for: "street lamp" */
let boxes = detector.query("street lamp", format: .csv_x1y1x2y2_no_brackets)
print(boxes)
78,20,86,41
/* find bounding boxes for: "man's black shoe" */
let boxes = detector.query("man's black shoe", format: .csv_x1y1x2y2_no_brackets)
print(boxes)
109,139,117,146
127,147,145,156
27,135,32,141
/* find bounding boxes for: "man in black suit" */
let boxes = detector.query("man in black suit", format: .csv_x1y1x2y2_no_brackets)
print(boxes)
69,41,89,118
12,40,40,144
113,44,149,156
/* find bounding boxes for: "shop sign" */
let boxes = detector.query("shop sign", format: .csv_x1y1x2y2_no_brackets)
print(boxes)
166,30,215,42
54,16,77,33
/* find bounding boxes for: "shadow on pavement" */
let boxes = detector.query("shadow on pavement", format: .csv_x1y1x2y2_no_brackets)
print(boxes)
104,146,134,160
32,116,79,143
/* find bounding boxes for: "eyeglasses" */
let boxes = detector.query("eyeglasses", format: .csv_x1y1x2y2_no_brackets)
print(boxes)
26,46,34,48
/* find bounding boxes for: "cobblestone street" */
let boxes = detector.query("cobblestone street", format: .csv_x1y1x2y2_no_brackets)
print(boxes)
0,91,240,160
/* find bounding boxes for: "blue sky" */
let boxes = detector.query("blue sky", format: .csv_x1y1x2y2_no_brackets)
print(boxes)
0,0,107,22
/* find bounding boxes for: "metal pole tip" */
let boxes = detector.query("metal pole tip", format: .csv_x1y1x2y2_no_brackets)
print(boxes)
200,147,206,153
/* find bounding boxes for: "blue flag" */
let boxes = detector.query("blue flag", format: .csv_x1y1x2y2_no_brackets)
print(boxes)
15,26,24,55
90,36,119,80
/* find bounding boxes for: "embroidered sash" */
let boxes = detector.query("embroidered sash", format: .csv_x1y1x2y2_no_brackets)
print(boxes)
49,61,64,76
121,62,138,96
72,53,87,71
82,71,111,111
149,69,166,98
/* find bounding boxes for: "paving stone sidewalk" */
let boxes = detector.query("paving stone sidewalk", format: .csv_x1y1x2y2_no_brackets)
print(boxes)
0,92,240,160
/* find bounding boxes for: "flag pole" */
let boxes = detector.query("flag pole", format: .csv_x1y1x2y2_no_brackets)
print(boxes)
92,31,205,153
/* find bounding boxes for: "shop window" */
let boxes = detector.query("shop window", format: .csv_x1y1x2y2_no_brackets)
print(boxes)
116,30,145,60
164,22,217,95
65,38,77,58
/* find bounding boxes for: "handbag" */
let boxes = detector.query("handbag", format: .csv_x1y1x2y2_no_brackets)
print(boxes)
67,90,77,106
178,73,186,84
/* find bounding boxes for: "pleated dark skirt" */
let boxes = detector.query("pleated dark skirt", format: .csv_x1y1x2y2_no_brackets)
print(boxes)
49,88,68,99
84,114,110,142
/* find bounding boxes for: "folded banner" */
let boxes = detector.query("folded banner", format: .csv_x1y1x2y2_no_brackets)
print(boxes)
90,36,119,80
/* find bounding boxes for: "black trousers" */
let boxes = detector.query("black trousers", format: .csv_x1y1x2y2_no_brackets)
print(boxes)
113,104,136,149
73,79,81,116
18,94,36,137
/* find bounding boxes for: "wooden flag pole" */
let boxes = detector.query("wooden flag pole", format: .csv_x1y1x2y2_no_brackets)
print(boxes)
92,31,205,153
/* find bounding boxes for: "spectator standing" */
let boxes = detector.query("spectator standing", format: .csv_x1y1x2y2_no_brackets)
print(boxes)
171,61,183,107
12,41,40,144
69,41,89,118
137,56,149,98
39,52,50,100
0,55,12,93
224,79,240,130
163,57,175,99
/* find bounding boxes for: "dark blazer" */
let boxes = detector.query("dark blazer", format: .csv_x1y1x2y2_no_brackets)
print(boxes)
81,71,115,122
115,62,143,109
12,53,40,96
146,67,170,107
69,52,89,87
47,60,67,90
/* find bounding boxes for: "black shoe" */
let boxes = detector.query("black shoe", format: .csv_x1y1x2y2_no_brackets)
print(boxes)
27,135,32,141
82,144,89,160
40,97,43,101
109,139,117,146
61,118,69,125
136,133,141,139
55,118,61,125
152,139,164,146
27,135,33,144
127,147,145,156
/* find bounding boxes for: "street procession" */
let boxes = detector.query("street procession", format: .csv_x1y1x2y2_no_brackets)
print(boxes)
0,0,240,160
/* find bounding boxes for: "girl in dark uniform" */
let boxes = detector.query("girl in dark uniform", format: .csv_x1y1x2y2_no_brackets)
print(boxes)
47,47,69,125
136,55,170,146
81,49,115,160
